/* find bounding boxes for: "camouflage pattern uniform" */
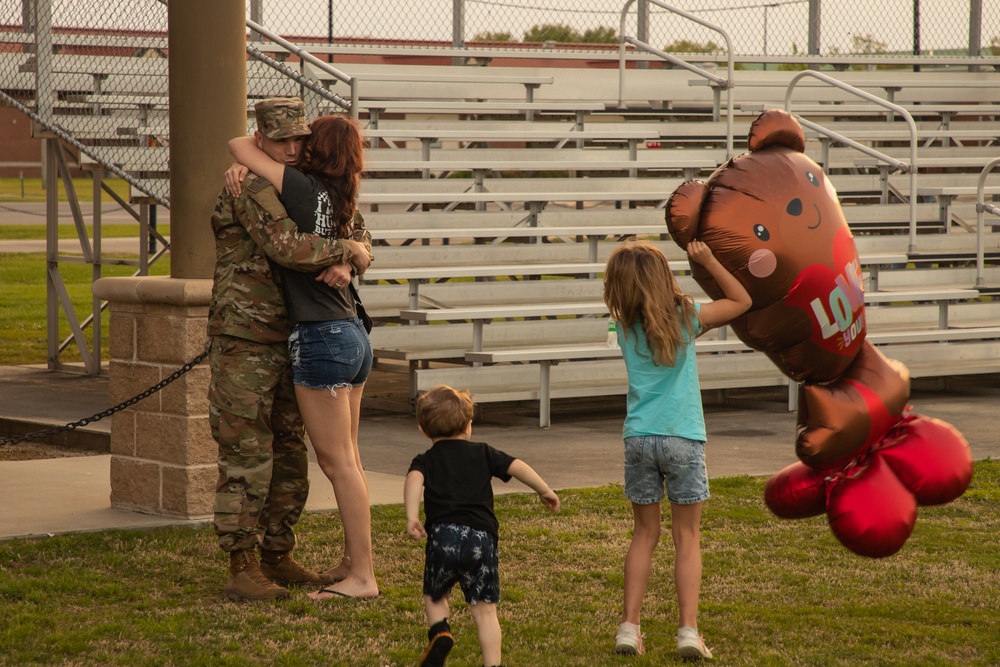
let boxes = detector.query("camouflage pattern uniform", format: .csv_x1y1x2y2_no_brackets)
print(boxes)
208,171,359,554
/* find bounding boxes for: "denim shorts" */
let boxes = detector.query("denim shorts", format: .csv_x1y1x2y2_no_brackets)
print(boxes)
423,522,500,605
288,317,373,391
623,434,710,506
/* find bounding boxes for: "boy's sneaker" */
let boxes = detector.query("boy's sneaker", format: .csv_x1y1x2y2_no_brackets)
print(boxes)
614,622,645,655
419,630,454,667
677,626,713,661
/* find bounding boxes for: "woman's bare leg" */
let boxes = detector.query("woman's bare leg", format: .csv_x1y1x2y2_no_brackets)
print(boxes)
297,384,378,600
321,383,368,583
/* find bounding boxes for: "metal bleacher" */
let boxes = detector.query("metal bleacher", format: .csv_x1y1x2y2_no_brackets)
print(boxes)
6,14,1000,422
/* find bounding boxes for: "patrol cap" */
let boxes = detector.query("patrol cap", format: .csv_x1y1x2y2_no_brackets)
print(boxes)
254,97,311,140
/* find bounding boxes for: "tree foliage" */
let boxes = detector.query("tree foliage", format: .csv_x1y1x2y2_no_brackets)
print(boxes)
473,31,514,42
777,42,808,71
523,23,580,43
521,23,617,44
581,26,618,44
663,39,721,54
849,34,888,55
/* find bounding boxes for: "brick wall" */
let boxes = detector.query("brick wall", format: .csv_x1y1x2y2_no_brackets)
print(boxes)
0,105,40,178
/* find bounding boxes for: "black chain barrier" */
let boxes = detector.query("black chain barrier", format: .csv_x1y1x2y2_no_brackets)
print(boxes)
0,349,209,447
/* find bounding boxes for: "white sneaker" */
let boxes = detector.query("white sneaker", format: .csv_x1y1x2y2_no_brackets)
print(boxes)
614,622,645,655
677,626,713,661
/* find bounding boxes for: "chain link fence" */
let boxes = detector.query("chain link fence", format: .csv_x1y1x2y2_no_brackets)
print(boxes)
1,0,170,204
1,0,998,202
255,0,999,57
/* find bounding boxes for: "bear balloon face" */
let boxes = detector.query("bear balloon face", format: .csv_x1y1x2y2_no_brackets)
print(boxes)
667,110,866,382
701,149,850,302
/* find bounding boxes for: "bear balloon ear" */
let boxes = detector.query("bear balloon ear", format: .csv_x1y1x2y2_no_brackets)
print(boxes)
748,109,805,153
666,180,709,248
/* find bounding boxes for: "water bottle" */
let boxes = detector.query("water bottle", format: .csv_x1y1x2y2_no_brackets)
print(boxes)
607,317,619,348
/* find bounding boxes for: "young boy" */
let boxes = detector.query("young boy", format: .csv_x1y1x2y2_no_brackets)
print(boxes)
404,385,560,667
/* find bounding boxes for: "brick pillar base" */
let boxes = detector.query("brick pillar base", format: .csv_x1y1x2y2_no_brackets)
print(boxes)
93,277,215,519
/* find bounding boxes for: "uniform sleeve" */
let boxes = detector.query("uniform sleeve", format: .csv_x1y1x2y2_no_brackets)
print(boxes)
350,210,374,264
235,175,351,271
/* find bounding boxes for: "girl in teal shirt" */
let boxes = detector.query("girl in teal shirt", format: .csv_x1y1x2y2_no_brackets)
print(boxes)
603,240,751,661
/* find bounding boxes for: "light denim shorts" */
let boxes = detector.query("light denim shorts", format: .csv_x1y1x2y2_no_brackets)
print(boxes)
623,434,710,506
288,317,372,390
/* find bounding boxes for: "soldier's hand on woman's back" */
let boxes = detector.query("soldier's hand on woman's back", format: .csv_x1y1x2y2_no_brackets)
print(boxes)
345,240,372,274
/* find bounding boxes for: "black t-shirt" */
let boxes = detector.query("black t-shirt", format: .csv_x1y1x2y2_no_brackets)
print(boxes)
408,439,516,537
277,167,355,325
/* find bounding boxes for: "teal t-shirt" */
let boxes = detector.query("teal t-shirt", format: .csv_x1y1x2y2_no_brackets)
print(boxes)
618,302,705,442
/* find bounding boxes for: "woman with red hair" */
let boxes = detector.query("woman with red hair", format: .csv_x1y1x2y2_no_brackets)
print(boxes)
228,111,378,601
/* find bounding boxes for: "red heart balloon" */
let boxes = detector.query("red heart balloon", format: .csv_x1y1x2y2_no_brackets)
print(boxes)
765,461,828,519
877,414,974,506
827,454,917,558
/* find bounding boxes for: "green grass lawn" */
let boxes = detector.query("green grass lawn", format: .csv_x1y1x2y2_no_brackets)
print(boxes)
1,462,998,666
0,175,164,241
0,223,170,241
0,176,130,203
0,252,170,366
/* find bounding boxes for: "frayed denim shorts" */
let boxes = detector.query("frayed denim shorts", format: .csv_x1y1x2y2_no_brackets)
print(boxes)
623,434,710,506
288,317,372,391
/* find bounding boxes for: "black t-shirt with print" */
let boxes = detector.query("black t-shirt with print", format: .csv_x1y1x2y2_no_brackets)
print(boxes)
277,166,354,325
408,439,516,537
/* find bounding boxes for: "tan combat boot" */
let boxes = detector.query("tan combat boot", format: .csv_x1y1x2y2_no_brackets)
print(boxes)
223,549,290,601
260,549,335,586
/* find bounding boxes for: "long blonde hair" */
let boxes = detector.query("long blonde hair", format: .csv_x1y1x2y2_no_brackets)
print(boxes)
603,241,698,366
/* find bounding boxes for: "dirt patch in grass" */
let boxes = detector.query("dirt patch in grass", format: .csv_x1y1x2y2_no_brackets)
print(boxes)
0,441,103,461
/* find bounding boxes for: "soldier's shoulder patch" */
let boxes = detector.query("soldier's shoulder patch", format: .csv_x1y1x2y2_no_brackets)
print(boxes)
244,173,276,195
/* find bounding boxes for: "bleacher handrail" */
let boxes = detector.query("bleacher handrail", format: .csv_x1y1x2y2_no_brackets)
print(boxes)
784,70,919,254
795,117,909,174
243,17,356,117
976,157,1000,288
617,0,734,157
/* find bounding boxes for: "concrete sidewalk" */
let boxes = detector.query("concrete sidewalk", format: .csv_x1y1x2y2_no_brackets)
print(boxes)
1,364,998,542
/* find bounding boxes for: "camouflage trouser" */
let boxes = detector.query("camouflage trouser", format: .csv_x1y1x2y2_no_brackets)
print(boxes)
209,335,309,554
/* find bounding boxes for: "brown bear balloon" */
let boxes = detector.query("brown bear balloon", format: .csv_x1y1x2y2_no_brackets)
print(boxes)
666,109,973,557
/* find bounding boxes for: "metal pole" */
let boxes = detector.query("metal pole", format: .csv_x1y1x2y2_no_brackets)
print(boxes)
34,0,53,122
21,0,32,30
969,0,983,72
807,0,821,63
452,0,465,66
763,6,768,57
249,0,263,42
912,0,920,72
92,171,102,374
149,205,158,255
637,0,649,69
45,139,58,369
975,158,1000,287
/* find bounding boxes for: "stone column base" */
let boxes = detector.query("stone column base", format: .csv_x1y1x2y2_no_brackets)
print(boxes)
93,276,215,519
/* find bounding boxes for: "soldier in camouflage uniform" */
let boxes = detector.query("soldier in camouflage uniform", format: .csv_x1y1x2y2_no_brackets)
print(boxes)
208,97,372,601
